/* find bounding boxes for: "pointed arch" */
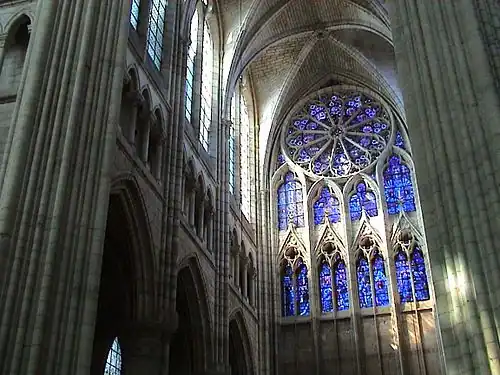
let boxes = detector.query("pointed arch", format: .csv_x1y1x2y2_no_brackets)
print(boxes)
411,246,430,302
173,256,213,373
229,310,256,375
0,13,31,95
383,154,416,215
110,175,157,319
348,179,378,221
276,171,304,230
371,251,390,307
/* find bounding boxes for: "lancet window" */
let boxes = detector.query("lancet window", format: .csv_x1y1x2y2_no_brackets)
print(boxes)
130,0,140,29
356,250,390,308
146,0,167,69
313,186,341,225
185,9,198,120
199,22,213,150
281,259,310,317
383,155,416,215
104,337,122,375
395,245,430,302
349,181,378,221
277,172,304,231
319,255,349,313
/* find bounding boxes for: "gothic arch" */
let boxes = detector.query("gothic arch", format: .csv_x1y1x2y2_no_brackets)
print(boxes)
229,310,255,375
91,175,156,373
110,175,157,319
171,255,213,373
3,12,34,38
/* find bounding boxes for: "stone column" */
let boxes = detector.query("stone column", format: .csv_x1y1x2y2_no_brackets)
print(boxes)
123,320,177,375
235,247,241,289
126,90,144,145
241,255,248,298
198,197,205,239
389,1,500,374
0,1,128,374
138,112,151,163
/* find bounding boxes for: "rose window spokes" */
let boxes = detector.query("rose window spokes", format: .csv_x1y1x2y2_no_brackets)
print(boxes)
284,91,392,178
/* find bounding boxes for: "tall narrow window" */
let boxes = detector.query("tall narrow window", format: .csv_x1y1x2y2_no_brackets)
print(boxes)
130,0,140,29
313,186,341,225
357,256,372,308
319,261,333,313
395,251,413,302
240,93,251,218
185,9,198,120
282,264,295,317
383,155,416,215
104,337,122,375
372,252,390,307
229,95,236,193
296,262,310,316
199,22,213,151
334,259,349,311
147,0,167,69
277,172,304,230
319,256,349,313
411,247,430,301
349,181,378,221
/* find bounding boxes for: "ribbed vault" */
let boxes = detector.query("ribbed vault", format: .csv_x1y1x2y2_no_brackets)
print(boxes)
216,0,399,159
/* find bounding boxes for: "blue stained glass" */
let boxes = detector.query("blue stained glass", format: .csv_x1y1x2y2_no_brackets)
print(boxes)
319,262,334,313
372,253,390,307
297,263,310,316
357,257,372,308
277,172,304,230
313,187,341,225
334,259,350,311
277,153,286,168
384,155,416,215
395,251,413,303
395,131,405,149
411,248,430,301
282,265,295,316
349,182,378,221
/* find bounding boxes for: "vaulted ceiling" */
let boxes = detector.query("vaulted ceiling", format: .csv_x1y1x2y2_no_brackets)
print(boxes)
215,0,401,159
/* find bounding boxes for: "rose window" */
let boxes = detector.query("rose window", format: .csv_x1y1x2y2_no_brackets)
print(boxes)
283,90,392,178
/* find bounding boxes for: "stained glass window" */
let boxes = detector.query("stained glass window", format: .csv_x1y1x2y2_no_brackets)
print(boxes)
357,256,372,308
146,0,167,69
349,181,378,221
395,131,405,149
185,9,198,121
411,247,430,301
319,261,333,313
296,263,310,316
130,0,140,29
277,153,286,168
372,252,390,307
277,172,304,230
383,155,416,215
395,251,413,302
284,91,391,178
200,22,213,151
104,337,122,375
282,264,295,317
313,187,341,225
334,259,349,311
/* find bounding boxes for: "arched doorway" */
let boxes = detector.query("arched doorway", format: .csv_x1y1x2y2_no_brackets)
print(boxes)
169,260,210,375
229,313,253,375
90,182,155,374
90,193,134,374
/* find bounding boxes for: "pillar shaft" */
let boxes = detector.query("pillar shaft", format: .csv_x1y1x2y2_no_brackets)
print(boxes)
389,1,500,373
0,1,128,374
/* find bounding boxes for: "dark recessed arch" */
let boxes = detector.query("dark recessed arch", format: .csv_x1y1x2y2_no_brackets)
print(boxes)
229,310,255,375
